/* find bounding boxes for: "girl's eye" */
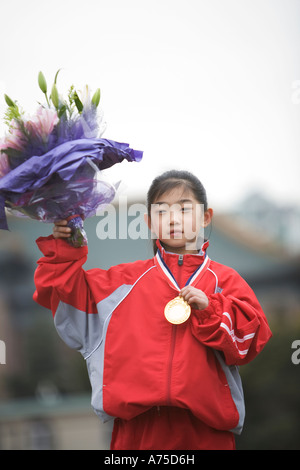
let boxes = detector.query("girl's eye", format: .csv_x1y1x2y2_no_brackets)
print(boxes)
153,209,167,216
181,206,192,212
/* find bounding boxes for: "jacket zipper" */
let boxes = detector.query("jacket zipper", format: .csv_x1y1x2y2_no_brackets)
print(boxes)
166,253,183,405
166,325,177,405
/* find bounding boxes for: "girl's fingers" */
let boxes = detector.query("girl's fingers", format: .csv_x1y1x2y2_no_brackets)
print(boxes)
180,286,209,310
54,219,68,226
53,221,72,238
180,286,203,299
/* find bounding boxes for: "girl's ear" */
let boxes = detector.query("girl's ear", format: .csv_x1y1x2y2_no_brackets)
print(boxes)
203,208,213,227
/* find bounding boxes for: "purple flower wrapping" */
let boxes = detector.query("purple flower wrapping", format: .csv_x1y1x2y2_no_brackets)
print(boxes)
0,137,143,245
66,215,88,248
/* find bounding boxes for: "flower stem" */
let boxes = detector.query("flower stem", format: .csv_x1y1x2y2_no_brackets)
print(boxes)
44,93,50,108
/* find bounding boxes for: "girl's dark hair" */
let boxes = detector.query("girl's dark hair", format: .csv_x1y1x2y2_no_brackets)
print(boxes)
147,169,208,253
147,169,208,213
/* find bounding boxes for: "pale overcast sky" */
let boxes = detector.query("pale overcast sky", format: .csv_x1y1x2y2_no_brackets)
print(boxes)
0,0,299,211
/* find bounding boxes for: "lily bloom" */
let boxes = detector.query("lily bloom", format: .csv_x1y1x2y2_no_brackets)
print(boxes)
0,152,10,178
4,120,28,152
26,107,59,143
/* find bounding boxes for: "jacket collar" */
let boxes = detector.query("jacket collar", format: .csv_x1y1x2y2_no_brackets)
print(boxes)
154,239,210,291
156,239,209,263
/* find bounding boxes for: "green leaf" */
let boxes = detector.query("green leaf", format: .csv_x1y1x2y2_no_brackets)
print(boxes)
3,101,22,124
2,147,23,159
58,105,67,118
74,91,83,113
54,68,61,85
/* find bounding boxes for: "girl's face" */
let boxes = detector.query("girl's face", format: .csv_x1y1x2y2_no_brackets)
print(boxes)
146,185,213,254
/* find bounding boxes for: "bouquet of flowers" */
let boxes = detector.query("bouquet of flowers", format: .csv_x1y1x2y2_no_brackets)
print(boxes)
0,70,143,246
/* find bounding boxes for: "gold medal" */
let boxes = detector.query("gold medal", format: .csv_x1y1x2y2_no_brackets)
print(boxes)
164,296,191,325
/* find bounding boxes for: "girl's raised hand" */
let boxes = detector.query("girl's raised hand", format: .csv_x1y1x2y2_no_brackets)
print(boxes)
53,220,72,239
180,286,209,310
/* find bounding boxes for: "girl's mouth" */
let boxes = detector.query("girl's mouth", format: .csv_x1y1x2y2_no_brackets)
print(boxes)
169,230,183,238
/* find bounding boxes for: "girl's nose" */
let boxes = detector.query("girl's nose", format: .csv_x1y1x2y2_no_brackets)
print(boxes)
169,209,181,224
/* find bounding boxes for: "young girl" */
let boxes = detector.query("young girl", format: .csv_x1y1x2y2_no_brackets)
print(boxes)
33,170,272,450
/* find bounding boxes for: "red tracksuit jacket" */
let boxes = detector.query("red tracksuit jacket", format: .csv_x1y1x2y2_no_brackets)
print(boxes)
33,236,272,448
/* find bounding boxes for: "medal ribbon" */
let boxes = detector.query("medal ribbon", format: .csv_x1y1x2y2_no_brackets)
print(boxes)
155,250,209,292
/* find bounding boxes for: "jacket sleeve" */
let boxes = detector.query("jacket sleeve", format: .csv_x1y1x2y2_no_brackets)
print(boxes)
33,235,128,357
33,235,96,315
190,266,272,366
